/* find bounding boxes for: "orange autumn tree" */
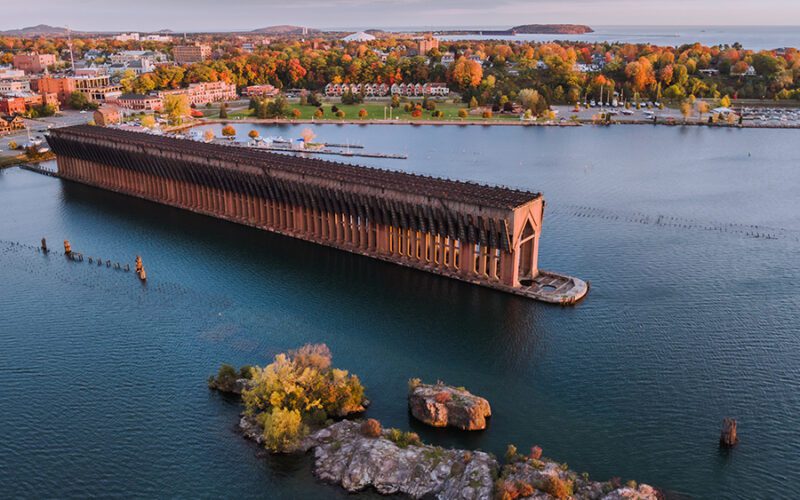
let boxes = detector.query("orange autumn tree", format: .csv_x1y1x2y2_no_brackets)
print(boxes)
450,57,483,89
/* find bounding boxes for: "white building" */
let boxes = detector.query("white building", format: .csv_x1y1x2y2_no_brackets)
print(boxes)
142,34,173,42
114,33,140,42
342,31,376,42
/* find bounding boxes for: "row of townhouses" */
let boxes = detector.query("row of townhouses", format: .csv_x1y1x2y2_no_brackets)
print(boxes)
324,82,450,97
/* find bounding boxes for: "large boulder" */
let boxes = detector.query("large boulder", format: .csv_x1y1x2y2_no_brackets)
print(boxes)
307,420,497,499
408,381,492,431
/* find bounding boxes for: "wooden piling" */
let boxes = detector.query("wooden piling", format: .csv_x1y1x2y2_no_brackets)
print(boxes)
64,240,72,255
720,417,739,448
41,238,48,253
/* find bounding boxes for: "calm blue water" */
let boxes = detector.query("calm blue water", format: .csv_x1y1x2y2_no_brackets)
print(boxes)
2,125,799,498
434,25,800,51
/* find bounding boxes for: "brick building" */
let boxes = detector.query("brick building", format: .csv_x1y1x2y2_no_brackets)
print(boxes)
173,44,211,64
12,53,57,74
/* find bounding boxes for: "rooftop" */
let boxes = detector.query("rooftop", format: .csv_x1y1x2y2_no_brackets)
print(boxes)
49,125,539,210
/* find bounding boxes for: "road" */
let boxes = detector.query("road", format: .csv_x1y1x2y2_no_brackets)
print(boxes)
0,110,90,160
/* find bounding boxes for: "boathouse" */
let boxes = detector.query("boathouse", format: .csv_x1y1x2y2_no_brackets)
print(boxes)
46,125,586,303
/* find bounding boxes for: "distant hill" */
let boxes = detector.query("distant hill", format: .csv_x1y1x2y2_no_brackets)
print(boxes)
1,24,71,36
511,24,594,34
250,25,319,35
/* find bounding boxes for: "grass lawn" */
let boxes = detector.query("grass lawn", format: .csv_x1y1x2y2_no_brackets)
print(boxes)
223,100,525,122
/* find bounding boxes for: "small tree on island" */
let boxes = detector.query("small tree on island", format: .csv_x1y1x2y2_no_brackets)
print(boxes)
248,129,260,140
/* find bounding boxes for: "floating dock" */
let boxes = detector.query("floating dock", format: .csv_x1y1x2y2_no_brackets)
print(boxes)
45,126,587,305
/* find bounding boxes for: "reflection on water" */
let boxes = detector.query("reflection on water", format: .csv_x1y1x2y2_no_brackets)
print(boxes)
1,124,800,498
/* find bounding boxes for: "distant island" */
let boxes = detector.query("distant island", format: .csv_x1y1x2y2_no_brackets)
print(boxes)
434,24,593,36
250,25,319,35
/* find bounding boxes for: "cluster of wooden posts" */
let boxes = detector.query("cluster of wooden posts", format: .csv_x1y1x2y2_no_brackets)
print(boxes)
40,237,142,280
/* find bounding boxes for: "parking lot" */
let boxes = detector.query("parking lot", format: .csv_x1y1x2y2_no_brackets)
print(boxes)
1,110,91,159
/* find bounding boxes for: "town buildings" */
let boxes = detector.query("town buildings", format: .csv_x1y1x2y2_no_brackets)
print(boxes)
324,82,450,97
114,32,140,42
114,93,164,111
159,81,237,105
12,53,57,74
32,75,122,105
173,44,211,64
0,80,31,94
418,35,439,55
243,85,280,98
0,114,25,133
0,92,60,115
93,105,121,126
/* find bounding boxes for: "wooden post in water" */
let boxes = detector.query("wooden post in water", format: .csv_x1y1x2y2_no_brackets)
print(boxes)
720,417,739,448
64,240,72,255
41,238,48,253
135,256,147,281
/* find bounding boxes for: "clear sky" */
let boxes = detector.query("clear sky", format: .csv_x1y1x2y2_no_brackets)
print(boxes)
1,0,798,32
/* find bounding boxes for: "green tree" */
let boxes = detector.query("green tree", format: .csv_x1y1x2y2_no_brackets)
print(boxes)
68,91,91,110
140,115,156,128
164,94,191,125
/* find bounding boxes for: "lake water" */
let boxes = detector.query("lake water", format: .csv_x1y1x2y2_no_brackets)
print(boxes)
434,25,800,51
2,124,799,499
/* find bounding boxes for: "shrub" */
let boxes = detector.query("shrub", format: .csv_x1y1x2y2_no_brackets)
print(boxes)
458,109,468,119
308,93,322,107
361,418,382,438
291,343,332,370
358,108,368,119
505,444,519,463
221,125,236,137
8,141,18,150
408,378,422,392
335,110,345,119
530,445,542,460
331,105,339,113
482,110,493,119
291,109,301,119
516,482,534,497
259,407,308,452
541,475,573,500
314,108,324,119
411,109,422,118
387,428,421,448
208,363,238,390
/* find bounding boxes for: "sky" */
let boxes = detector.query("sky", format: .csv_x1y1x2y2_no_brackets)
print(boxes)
1,0,799,32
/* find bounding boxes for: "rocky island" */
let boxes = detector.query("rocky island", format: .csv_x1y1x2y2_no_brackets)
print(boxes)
210,344,658,499
408,379,492,430
433,24,594,36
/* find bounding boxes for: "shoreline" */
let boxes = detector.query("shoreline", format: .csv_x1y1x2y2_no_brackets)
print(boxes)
178,117,800,131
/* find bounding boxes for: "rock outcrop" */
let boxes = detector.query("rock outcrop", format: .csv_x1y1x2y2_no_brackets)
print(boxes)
500,459,659,500
305,420,497,499
408,381,492,430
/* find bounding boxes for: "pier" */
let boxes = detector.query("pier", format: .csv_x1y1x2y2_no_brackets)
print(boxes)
46,125,587,304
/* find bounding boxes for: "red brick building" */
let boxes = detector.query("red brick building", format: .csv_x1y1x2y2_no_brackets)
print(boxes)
13,53,57,74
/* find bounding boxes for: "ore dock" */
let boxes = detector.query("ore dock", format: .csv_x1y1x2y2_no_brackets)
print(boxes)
46,125,587,304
